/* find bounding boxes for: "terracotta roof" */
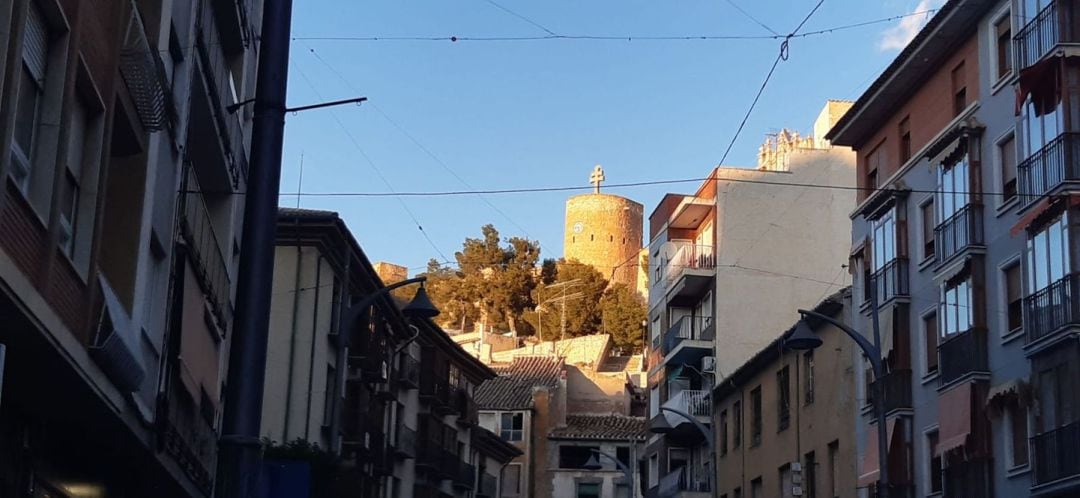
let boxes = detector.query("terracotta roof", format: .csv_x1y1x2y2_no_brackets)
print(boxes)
475,356,563,410
549,414,647,441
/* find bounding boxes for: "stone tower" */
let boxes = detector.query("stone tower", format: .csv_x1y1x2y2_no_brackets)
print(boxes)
564,166,645,294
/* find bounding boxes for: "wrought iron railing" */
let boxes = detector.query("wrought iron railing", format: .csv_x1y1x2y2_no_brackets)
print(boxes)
1014,1,1080,69
870,369,913,414
1018,132,1080,207
934,204,983,263
938,328,988,385
866,258,909,304
1033,419,1080,485
1025,272,1080,344
662,316,715,355
180,169,232,329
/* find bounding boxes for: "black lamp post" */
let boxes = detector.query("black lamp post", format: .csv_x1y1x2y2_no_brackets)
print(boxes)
786,308,889,498
583,449,634,493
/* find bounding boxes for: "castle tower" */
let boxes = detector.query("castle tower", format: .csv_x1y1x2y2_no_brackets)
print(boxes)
564,165,645,294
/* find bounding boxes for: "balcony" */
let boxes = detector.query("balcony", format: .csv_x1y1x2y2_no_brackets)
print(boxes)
193,2,250,189
662,244,716,305
1018,133,1080,207
420,352,450,409
651,467,711,498
934,204,983,263
455,388,478,427
398,354,420,389
394,423,417,459
662,316,714,364
180,171,232,330
869,369,913,414
1015,0,1080,70
1025,272,1080,345
1032,420,1080,486
660,389,711,443
478,473,498,497
866,258,909,305
938,328,988,385
943,458,993,498
454,462,476,490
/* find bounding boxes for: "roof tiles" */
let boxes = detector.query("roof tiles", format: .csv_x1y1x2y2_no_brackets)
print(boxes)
474,356,564,410
549,414,647,441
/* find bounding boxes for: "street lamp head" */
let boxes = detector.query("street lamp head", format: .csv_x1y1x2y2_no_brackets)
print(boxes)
649,415,674,434
785,319,823,351
403,284,440,319
583,452,603,470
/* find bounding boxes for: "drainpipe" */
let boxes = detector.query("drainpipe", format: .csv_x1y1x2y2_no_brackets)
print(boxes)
283,240,303,441
303,255,324,436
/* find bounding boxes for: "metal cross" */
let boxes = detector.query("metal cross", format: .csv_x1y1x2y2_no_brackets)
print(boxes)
589,164,605,193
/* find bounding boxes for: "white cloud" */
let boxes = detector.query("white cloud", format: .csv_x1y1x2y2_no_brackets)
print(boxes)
878,0,943,52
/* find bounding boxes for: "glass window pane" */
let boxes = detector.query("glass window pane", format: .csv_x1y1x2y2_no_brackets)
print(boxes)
1049,219,1065,282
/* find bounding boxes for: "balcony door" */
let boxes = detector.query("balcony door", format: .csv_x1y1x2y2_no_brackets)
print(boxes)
1028,213,1070,295
1020,93,1064,161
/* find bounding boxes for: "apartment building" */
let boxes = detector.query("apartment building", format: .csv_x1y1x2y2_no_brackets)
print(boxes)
0,0,261,496
826,0,1080,496
644,102,856,498
713,291,857,498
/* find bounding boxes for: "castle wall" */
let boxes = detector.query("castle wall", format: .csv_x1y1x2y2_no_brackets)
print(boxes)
564,194,644,292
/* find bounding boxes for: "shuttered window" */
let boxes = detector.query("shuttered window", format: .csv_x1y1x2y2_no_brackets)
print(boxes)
23,4,49,83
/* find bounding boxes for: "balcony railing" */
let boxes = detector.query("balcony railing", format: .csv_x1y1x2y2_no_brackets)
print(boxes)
394,423,417,458
663,244,716,288
1033,419,1080,485
664,389,711,421
934,204,983,263
662,316,715,355
866,258,909,304
943,458,993,498
870,369,913,414
398,354,420,389
419,352,450,408
1025,272,1080,344
180,170,232,329
657,467,711,497
194,2,250,187
454,462,477,489
455,388,478,427
1015,0,1080,69
478,473,498,497
1018,132,1080,207
938,328,988,385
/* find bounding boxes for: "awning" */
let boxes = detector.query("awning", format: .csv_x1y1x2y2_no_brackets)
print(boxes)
938,382,973,455
857,419,898,487
1010,194,1080,236
986,379,1032,416
927,136,964,168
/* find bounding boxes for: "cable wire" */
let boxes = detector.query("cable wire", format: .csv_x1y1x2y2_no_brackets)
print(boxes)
724,0,780,36
480,0,558,36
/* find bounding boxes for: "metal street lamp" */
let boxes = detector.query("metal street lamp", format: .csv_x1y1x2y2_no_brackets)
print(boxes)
584,449,634,494
649,405,716,496
787,308,889,498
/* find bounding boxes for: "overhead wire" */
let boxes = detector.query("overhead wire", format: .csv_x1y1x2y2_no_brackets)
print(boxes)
723,0,780,37
480,0,558,36
302,45,534,240
292,67,453,265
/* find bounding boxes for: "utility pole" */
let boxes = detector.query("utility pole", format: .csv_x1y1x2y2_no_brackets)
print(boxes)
216,0,293,495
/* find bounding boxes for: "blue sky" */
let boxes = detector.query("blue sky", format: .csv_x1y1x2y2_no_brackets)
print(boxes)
280,0,939,272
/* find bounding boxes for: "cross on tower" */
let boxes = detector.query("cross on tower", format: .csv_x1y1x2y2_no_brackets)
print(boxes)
589,165,605,194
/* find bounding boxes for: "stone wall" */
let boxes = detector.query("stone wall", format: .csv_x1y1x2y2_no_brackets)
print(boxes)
564,194,644,292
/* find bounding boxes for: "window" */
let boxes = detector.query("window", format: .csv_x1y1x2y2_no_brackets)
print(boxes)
777,367,790,431
827,441,839,498
1028,214,1070,294
750,477,763,498
1035,362,1072,433
649,454,659,487
999,133,1017,203
560,446,600,469
733,400,742,448
720,410,728,455
937,152,970,225
865,142,885,191
615,483,630,498
871,210,896,272
1006,403,1029,468
449,364,461,388
11,3,51,197
941,273,973,339
924,311,939,374
500,412,524,442
734,487,742,498
1004,262,1023,334
918,200,934,261
804,351,815,405
750,387,762,446
994,12,1013,81
928,430,943,493
805,451,817,498
501,463,522,497
899,117,912,164
952,61,967,115
650,385,660,418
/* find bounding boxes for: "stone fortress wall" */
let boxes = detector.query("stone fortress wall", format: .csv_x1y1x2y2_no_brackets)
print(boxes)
563,192,644,293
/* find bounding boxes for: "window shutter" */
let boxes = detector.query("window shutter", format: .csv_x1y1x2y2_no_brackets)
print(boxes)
23,4,49,83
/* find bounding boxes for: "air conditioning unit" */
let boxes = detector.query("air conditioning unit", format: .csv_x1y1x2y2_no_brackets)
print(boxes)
701,356,716,373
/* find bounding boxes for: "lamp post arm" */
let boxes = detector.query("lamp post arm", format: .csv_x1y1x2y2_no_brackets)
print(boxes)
659,406,715,451
343,277,428,333
796,309,884,376
591,449,632,476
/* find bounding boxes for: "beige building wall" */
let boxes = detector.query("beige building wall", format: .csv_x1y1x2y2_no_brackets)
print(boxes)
262,245,340,448
714,308,857,498
564,193,644,292
373,261,408,285
565,365,631,414
491,334,611,365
